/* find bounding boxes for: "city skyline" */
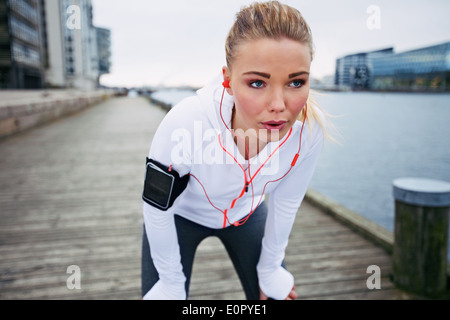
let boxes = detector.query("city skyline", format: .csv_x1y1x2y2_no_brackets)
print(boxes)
92,0,450,89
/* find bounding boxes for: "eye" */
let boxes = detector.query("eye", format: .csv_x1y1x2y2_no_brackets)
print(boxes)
289,80,305,88
249,80,265,88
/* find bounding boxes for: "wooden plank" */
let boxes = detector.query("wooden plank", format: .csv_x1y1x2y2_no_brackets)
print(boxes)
0,97,418,300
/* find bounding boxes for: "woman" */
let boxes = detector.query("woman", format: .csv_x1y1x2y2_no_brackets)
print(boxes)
142,1,328,300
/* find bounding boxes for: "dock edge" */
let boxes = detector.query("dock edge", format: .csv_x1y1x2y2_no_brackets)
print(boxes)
304,188,394,254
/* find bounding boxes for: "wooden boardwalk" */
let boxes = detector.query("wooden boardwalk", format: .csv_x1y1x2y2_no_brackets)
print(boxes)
0,96,415,300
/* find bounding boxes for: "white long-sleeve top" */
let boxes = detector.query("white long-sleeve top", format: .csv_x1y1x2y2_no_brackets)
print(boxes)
143,75,324,300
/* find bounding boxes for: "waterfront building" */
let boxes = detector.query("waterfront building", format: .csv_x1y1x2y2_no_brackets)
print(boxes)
0,0,45,88
40,0,65,87
43,0,101,89
95,26,111,79
371,42,450,92
0,0,111,89
334,48,393,90
335,41,450,92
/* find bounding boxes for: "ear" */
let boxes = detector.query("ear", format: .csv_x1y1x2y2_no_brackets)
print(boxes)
222,66,233,96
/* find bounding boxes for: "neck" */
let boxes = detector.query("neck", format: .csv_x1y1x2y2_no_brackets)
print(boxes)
231,107,267,160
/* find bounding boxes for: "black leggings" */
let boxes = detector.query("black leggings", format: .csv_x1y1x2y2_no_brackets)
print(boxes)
141,202,268,300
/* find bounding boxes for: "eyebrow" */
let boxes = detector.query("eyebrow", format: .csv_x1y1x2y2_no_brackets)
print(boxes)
242,71,270,79
289,71,310,78
242,71,310,79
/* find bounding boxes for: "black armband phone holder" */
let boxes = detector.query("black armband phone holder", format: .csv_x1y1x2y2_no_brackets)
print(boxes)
142,158,189,211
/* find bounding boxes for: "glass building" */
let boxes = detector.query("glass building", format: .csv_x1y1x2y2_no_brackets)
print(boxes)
335,48,393,90
335,42,450,92
96,27,111,77
0,0,45,88
0,0,111,89
371,42,450,92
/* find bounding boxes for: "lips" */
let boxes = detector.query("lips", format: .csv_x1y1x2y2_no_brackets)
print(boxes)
261,120,287,131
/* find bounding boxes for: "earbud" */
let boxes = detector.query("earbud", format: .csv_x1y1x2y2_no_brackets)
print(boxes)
222,80,230,88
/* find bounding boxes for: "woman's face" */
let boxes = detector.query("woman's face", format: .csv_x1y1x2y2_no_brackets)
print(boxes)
224,37,311,143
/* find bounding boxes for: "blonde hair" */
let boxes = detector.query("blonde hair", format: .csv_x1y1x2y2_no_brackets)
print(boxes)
225,1,335,140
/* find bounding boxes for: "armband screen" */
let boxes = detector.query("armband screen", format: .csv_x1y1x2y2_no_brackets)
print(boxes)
142,158,189,211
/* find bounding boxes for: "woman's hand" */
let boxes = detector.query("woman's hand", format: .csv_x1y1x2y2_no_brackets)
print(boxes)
259,285,298,300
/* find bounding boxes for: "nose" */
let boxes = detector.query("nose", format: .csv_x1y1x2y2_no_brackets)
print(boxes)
267,89,286,113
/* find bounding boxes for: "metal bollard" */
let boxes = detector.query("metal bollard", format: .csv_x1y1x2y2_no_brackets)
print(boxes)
392,177,450,297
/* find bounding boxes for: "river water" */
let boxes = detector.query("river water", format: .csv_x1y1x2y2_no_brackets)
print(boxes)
309,91,450,259
152,89,450,258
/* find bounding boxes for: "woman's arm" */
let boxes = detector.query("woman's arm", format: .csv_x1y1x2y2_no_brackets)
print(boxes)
257,125,324,300
142,203,186,299
142,104,193,300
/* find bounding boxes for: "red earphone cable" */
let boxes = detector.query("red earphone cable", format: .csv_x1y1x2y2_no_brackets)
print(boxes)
189,86,307,228
232,104,307,227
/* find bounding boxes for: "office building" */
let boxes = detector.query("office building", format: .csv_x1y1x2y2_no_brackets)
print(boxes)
95,26,111,77
0,0,45,88
371,42,450,92
1,0,110,89
43,0,100,89
335,48,393,90
335,41,450,92
40,0,65,87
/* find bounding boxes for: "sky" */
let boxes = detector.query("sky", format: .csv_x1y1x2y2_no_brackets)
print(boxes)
92,0,450,88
